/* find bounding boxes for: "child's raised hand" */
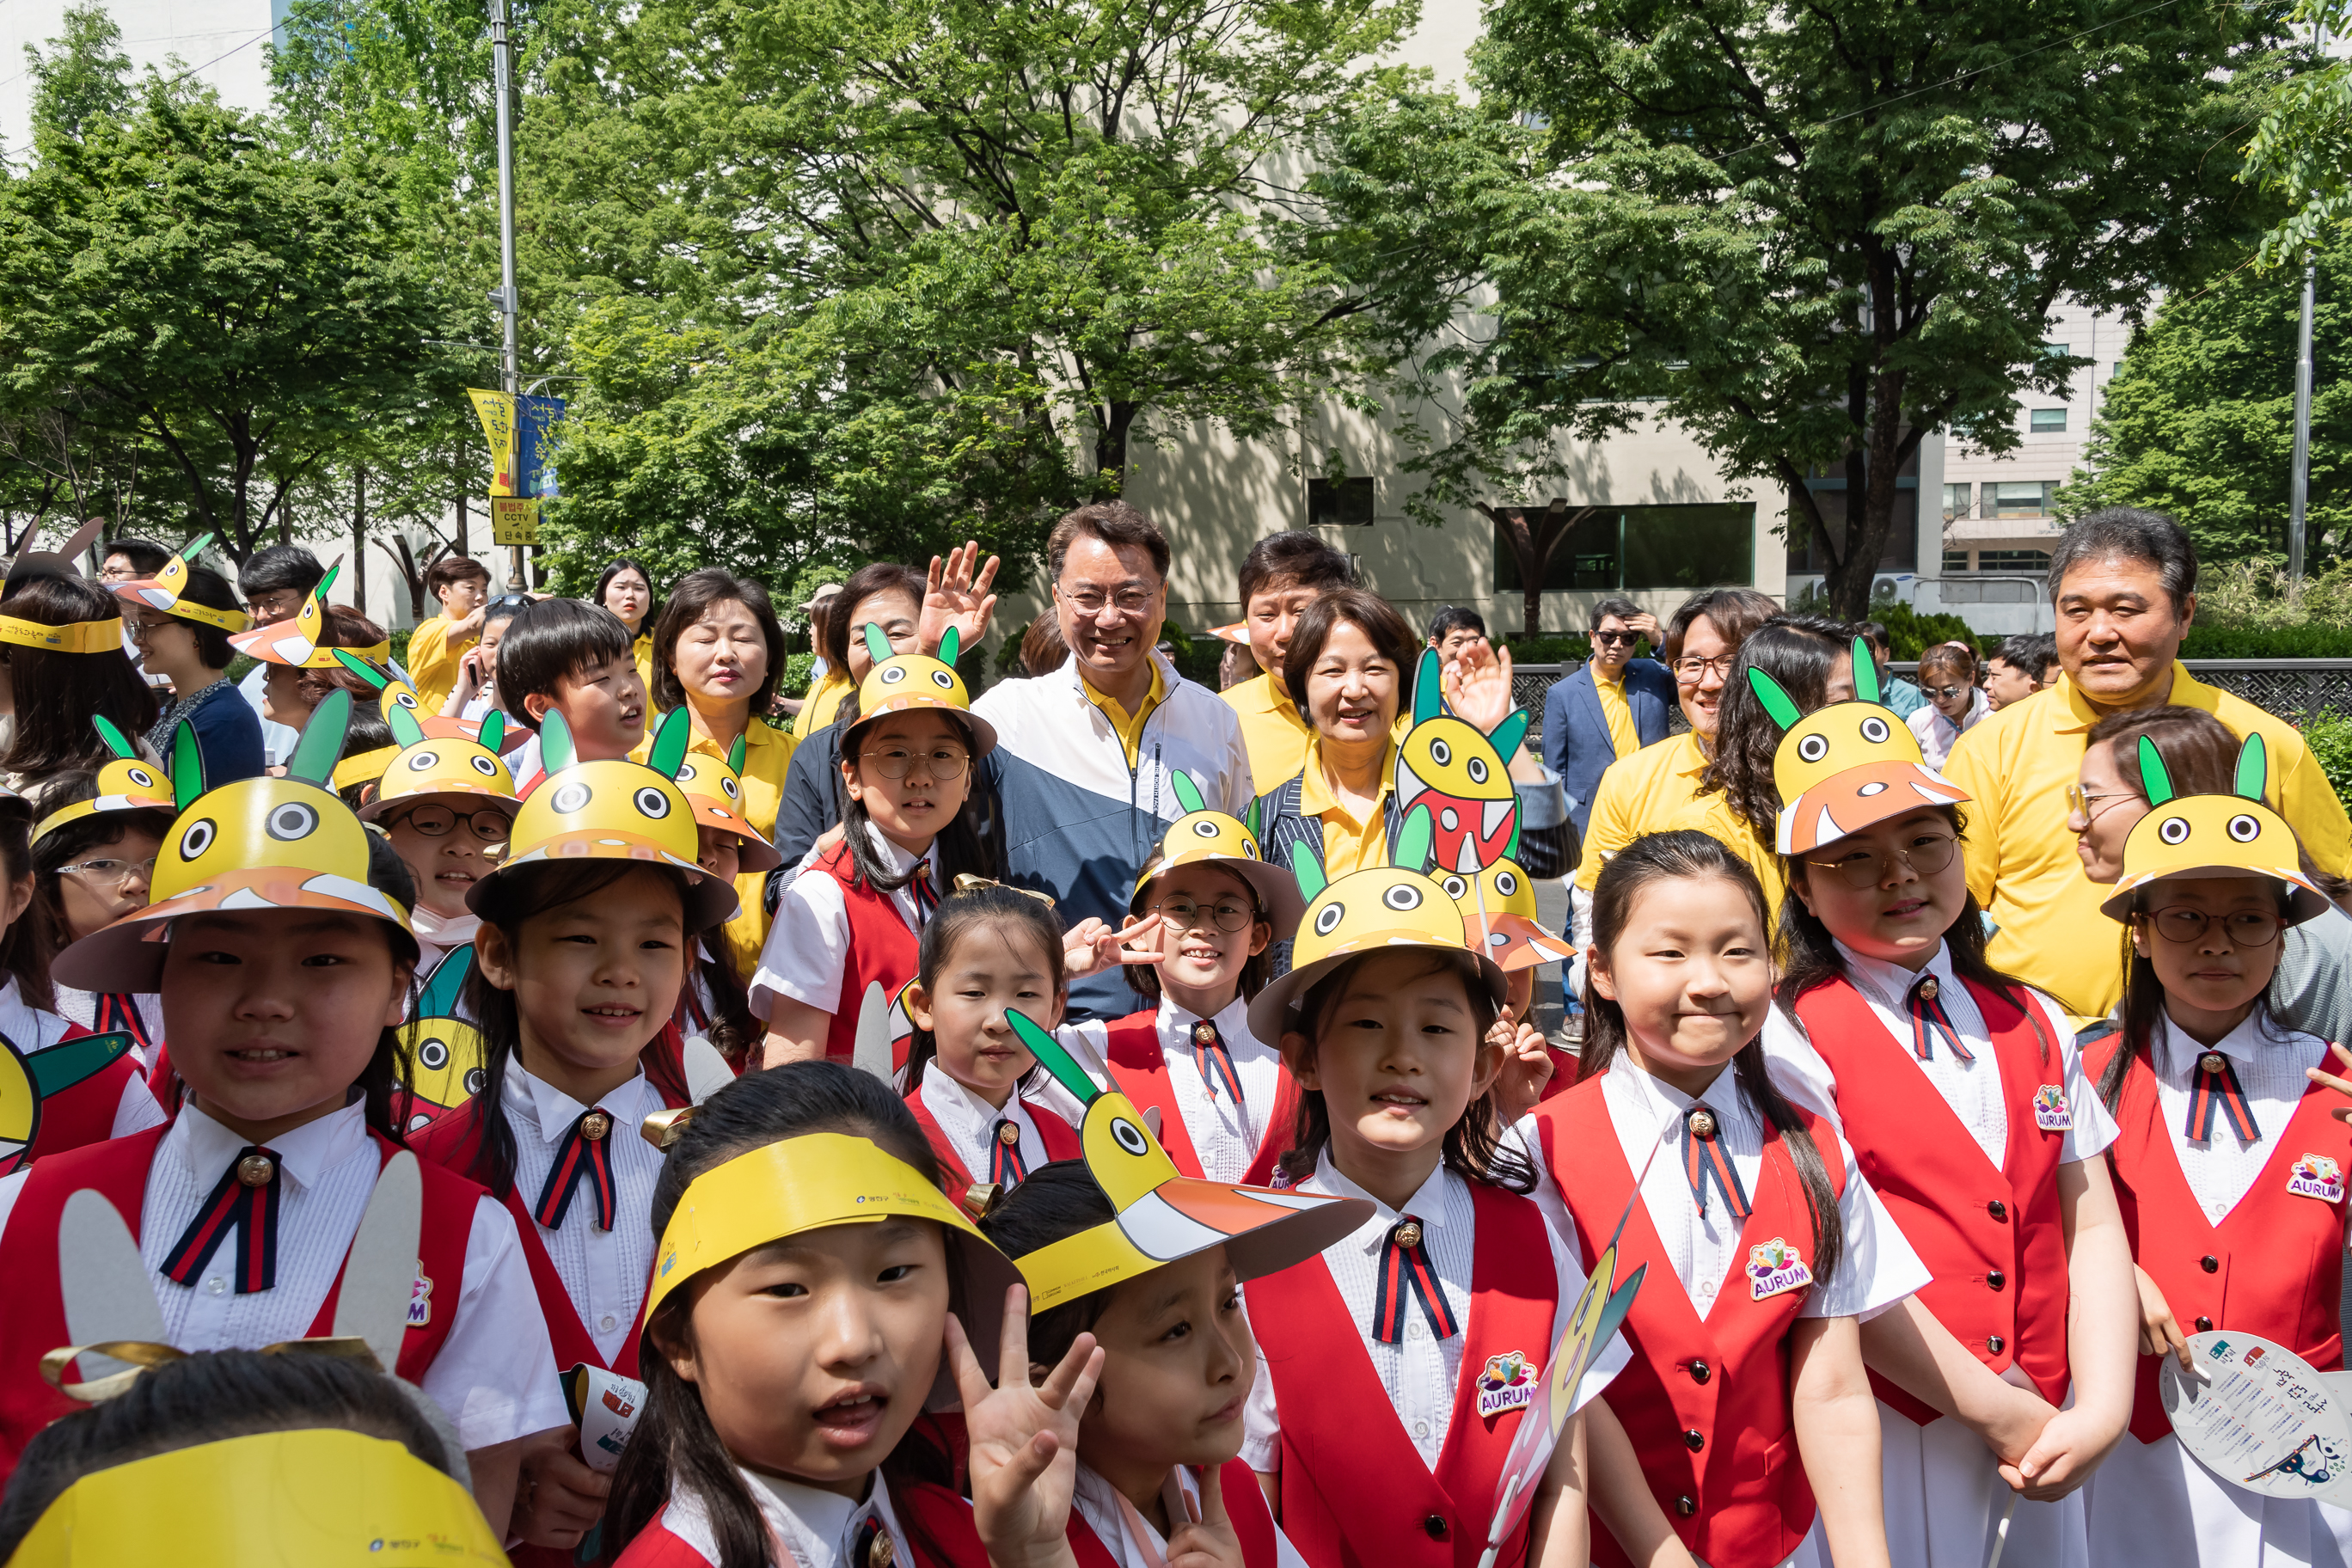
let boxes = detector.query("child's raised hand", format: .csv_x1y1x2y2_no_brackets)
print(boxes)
1165,1462,1246,1568
953,1286,1103,1568
1445,641,1517,739
2309,1042,2352,1121
920,541,1002,657
1064,915,1168,979
1488,1008,1556,1124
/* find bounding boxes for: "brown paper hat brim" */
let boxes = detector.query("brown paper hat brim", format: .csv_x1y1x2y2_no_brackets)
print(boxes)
355,786,520,822
685,796,787,874
1130,853,1308,940
54,871,414,992
840,698,997,758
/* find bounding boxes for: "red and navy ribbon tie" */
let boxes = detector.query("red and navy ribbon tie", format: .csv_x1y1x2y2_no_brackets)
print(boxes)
162,1145,282,1294
1906,975,1973,1062
1372,1215,1460,1344
1681,1104,1752,1222
2188,1050,2260,1142
96,992,152,1052
1192,1020,1245,1106
535,1108,619,1232
989,1118,1029,1189
910,860,939,927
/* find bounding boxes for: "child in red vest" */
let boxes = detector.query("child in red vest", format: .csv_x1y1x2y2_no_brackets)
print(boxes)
1751,648,2136,1565
600,1059,1104,1567
976,1009,1365,1567
898,883,1087,1215
0,693,567,1529
1523,830,1923,1568
408,707,739,1562
1240,854,1608,1568
753,628,996,1067
2076,733,2352,1565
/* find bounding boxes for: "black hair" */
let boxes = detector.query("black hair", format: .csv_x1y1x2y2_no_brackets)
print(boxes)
1047,499,1169,584
1700,613,1851,845
2030,633,2059,677
650,567,787,716
1579,830,1843,1282
821,562,928,700
1854,620,1890,658
1237,531,1351,607
425,555,492,595
158,565,242,669
493,597,635,733
29,771,173,949
1279,946,1532,1191
1425,605,1487,644
978,1161,1120,1361
458,861,697,1198
0,1349,454,1560
603,1063,956,1568
100,536,170,576
1590,597,1643,633
1124,858,1273,1004
593,558,662,635
1990,633,2042,673
236,544,324,601
0,801,56,1010
1659,585,1779,665
2049,506,2197,616
690,940,760,1069
839,711,995,902
0,575,157,784
1282,586,1418,723
901,884,1064,1093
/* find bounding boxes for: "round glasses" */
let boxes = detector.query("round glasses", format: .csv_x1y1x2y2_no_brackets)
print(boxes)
1802,831,1958,890
58,856,156,886
1150,896,1258,934
861,746,970,781
392,804,510,841
2139,906,2284,948
1671,654,1736,685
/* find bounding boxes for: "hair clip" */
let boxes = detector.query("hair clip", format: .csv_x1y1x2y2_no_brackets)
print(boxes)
950,873,1057,909
642,1106,696,1150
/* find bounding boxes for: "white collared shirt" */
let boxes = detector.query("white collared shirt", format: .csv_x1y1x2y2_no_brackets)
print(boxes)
1146,995,1283,1183
50,986,164,1067
1906,687,1989,770
501,1060,665,1363
915,1068,1084,1186
659,1465,913,1567
750,824,942,1020
0,1099,567,1452
2147,1007,2328,1222
1764,942,2116,1168
1240,1161,1623,1474
3,977,162,1138
1071,1462,1310,1568
1516,1057,1927,1324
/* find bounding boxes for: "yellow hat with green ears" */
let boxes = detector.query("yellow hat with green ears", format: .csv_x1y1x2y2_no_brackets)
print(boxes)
2,519,126,656
395,946,488,1133
841,625,999,756
1751,635,1969,856
30,718,175,844
675,733,784,875
228,559,387,666
346,658,518,824
994,1010,1369,1310
1392,647,1525,876
2099,732,2331,924
52,691,414,993
466,707,739,931
1130,769,1305,939
1442,857,1573,972
1246,807,1507,1045
330,648,502,744
107,531,252,634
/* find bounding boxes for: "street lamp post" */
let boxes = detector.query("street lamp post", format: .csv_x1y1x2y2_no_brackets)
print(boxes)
2291,248,2316,597
489,0,524,594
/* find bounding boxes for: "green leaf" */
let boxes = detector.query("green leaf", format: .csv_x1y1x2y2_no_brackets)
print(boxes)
92,714,137,762
2235,732,2270,803
1850,638,1880,705
1488,711,1529,763
539,709,577,775
1169,771,1206,815
332,649,391,691
1413,647,1445,725
169,718,205,809
1393,802,1435,874
936,627,960,668
24,1031,132,1099
1289,841,1328,903
727,733,746,775
647,707,691,778
1745,669,1804,732
477,711,505,755
864,623,895,665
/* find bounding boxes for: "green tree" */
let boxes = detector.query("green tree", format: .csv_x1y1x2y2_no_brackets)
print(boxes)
2241,0,2351,266
2060,234,2352,566
1319,0,2292,618
15,3,132,158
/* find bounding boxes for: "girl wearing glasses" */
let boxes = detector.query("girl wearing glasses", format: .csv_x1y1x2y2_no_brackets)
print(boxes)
1757,647,2137,1567
355,721,520,975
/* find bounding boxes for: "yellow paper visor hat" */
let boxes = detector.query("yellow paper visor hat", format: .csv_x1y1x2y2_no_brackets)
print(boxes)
107,531,252,634
2099,732,2331,924
674,739,784,874
30,720,173,843
1130,771,1304,940
839,625,999,757
1752,640,1971,855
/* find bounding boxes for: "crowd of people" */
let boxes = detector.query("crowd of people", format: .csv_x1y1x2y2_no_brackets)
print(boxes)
0,499,2343,1568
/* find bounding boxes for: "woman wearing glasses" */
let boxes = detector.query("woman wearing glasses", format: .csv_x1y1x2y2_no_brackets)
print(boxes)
1906,641,1991,770
117,565,266,787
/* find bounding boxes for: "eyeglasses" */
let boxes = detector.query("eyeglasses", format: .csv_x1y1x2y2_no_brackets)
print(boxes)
2064,784,2138,825
392,804,510,841
57,856,156,885
124,618,179,643
1802,831,1958,890
1592,631,1638,647
1926,685,1971,701
1670,654,1737,684
861,746,971,781
1150,896,1258,934
1055,584,1158,617
2139,905,2284,947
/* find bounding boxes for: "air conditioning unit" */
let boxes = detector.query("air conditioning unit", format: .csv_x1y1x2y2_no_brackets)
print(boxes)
1871,574,1916,604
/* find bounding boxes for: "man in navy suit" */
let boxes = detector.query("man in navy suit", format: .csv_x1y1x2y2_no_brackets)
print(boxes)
1542,597,1675,836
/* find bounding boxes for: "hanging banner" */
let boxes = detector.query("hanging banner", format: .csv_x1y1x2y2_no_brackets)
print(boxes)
468,389,518,497
490,498,541,546
515,394,567,499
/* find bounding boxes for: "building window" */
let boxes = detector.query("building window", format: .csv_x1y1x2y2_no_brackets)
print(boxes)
1989,481,2058,518
1308,476,1375,526
1977,549,2053,573
1942,483,1973,521
2041,342,2069,358
2029,408,2067,433
1942,550,1973,573
1494,503,1755,593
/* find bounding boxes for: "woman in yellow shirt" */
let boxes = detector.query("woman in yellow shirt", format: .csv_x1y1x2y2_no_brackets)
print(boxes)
593,556,660,695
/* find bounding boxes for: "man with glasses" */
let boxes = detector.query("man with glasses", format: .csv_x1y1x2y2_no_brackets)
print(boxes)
1541,597,1672,838
971,501,1252,1021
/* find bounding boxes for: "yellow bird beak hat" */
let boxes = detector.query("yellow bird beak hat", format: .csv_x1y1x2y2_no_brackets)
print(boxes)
52,691,414,993
1441,856,1573,973
1130,771,1304,940
30,719,175,843
839,625,998,757
341,653,519,824
106,530,251,634
227,560,387,667
1751,638,1970,856
995,1011,1370,1312
674,735,785,875
2100,732,2331,924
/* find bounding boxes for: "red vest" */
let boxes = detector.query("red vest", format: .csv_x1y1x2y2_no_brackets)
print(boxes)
1790,974,2072,1420
904,1081,1082,1214
1247,1182,1557,1568
617,1478,991,1567
1530,1075,1848,1568
0,1124,476,1483
1061,1460,1281,1566
813,841,922,1068
2092,1038,2352,1443
1100,1011,1299,1186
24,1022,149,1165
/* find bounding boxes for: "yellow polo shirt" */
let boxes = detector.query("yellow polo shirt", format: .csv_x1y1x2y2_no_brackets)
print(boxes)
634,716,799,980
405,615,472,714
1082,660,1168,769
630,632,657,701
1593,669,1641,761
794,667,853,738
1669,790,1786,916
1296,736,1397,879
1224,671,1314,794
1941,662,2352,1023
1575,731,1712,891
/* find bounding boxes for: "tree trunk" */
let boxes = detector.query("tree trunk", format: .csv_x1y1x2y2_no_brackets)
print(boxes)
1478,499,1598,638
1094,402,1136,495
349,464,368,616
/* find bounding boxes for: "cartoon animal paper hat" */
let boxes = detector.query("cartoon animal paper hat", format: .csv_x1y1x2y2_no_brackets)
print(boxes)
1393,648,1525,875
2,517,105,591
466,707,738,930
674,734,784,874
2099,733,2331,924
227,560,385,666
107,531,251,634
1247,811,1509,1044
333,649,497,744
1442,858,1573,972
30,719,175,843
52,692,413,993
840,625,999,756
1753,637,1969,855
395,946,487,1132
0,1030,138,1174
1,519,125,656
1130,770,1304,939
997,1011,1369,1311
347,658,518,823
